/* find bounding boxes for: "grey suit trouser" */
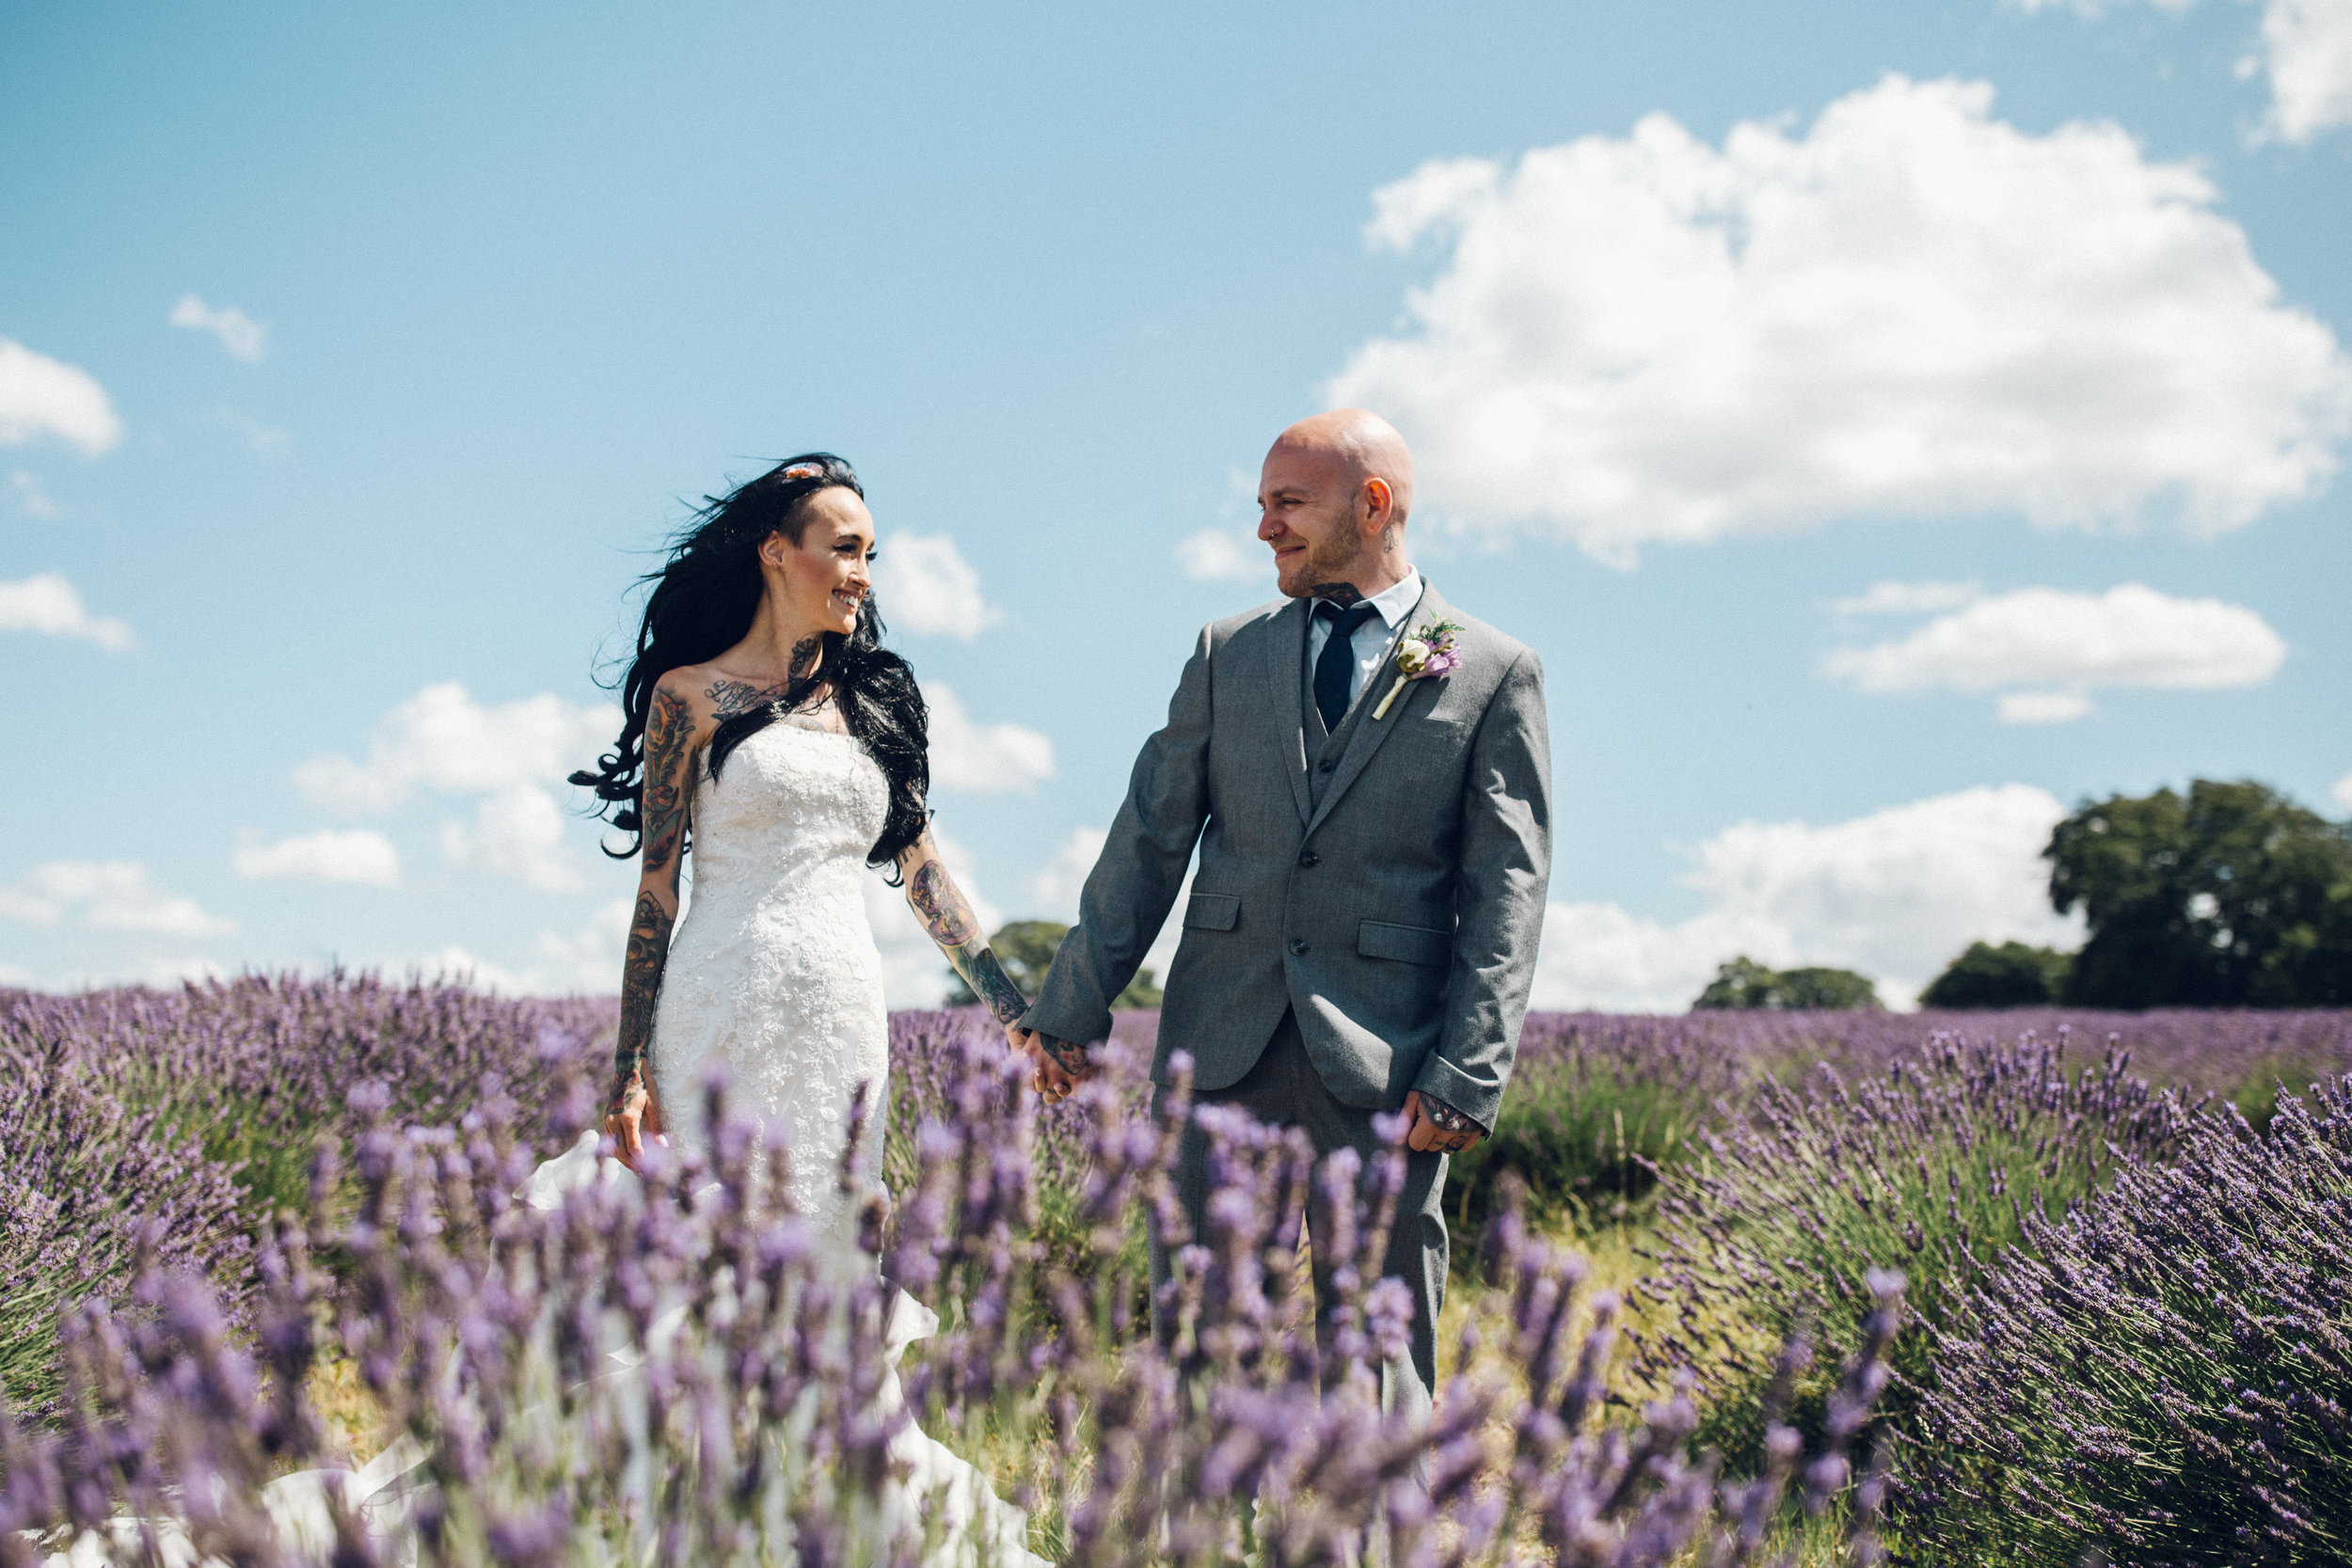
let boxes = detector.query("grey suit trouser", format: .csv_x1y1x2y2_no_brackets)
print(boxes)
1149,1008,1448,1423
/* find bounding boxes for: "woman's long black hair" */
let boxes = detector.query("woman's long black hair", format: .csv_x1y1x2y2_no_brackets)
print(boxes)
570,453,930,878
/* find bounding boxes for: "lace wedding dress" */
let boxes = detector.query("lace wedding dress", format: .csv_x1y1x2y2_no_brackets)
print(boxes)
522,705,1046,1565
646,703,895,1227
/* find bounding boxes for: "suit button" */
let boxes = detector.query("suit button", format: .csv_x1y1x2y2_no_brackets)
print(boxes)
1317,759,1336,773
1288,939,1310,957
1298,851,1319,869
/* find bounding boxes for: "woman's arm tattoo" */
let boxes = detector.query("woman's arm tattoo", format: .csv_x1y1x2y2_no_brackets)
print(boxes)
909,861,980,945
951,946,1028,1028
908,856,1026,1025
611,889,675,1114
641,687,693,873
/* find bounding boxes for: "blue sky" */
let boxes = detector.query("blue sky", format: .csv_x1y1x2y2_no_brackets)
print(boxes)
5,0,2347,1008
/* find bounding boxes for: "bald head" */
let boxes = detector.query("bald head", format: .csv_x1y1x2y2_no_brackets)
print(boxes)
1257,409,1417,601
1271,409,1416,525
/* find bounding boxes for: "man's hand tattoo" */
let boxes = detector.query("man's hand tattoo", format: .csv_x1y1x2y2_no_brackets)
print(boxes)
1419,1092,1483,1137
1037,1034,1092,1077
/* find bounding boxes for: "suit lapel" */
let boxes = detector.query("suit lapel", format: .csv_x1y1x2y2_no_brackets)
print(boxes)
1261,598,1315,828
1306,578,1444,837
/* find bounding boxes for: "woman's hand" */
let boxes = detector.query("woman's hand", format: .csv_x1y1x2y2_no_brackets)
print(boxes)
604,1070,666,1170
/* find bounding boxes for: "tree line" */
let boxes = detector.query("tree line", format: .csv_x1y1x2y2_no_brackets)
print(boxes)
1705,778,2352,1010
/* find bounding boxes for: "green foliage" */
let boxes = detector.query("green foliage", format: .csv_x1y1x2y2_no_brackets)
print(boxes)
946,918,1163,1009
2046,777,2352,1006
1692,957,1882,1012
1446,1051,1708,1241
1918,941,2074,1009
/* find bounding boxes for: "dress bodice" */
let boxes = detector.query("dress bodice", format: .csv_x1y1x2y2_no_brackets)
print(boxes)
686,707,890,915
649,706,895,1242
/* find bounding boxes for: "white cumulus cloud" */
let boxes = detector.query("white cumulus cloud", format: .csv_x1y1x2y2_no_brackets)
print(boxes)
440,784,585,893
169,294,268,361
0,339,122,456
295,681,619,816
1328,73,2352,564
1027,827,1108,919
875,533,999,640
2334,770,2352,813
1176,529,1265,583
924,682,1055,794
2002,0,2196,13
1822,582,2286,721
1996,690,2099,725
1831,579,1983,617
0,861,237,939
0,573,134,652
2249,0,2352,142
13,470,60,518
232,829,402,888
2010,0,2352,145
1533,784,2081,1011
530,895,637,994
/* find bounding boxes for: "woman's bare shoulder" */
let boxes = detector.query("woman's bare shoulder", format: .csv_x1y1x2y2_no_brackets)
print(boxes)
647,664,727,745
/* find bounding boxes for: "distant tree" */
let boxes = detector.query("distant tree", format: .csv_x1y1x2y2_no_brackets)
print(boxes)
2045,779,2352,1008
1692,957,1881,1012
1920,941,2074,1009
946,919,1164,1009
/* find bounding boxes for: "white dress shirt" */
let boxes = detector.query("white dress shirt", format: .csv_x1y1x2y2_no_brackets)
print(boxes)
1305,569,1422,712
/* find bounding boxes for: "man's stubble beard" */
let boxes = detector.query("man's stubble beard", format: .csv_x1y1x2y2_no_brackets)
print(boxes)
1280,527,1373,605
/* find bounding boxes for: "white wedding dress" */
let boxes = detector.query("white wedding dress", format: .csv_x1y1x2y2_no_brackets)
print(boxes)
31,709,1043,1568
524,705,1047,1565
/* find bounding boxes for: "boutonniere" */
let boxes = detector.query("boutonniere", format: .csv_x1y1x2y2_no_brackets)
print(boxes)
1372,620,1464,720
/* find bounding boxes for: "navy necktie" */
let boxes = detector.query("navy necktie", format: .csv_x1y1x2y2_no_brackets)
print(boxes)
1313,600,1380,733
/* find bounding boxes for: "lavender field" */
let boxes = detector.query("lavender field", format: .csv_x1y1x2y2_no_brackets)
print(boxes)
5,975,2350,1563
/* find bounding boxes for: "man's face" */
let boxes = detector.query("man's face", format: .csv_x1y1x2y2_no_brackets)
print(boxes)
1257,441,1366,599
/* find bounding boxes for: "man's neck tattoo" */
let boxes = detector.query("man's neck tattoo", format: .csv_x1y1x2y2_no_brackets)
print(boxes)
1308,583,1363,607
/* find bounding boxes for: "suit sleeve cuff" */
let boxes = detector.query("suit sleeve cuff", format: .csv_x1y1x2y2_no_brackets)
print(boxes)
1412,1053,1501,1133
1019,1002,1114,1049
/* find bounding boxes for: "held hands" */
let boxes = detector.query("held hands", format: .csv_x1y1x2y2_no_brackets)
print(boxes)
1403,1089,1486,1154
603,1070,667,1172
1007,1023,1096,1104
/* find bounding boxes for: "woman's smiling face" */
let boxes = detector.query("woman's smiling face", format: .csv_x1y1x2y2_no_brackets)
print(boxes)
764,486,876,637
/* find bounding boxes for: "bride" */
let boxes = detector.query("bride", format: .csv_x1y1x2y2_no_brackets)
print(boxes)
562,451,1043,1558
573,451,1028,1193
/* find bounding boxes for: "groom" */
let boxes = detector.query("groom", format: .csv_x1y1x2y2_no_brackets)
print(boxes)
1013,409,1551,1420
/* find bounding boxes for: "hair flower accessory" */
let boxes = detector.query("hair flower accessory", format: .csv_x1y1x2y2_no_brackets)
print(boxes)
1372,619,1464,719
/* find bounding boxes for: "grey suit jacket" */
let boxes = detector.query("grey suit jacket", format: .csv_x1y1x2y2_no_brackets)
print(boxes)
1022,580,1551,1130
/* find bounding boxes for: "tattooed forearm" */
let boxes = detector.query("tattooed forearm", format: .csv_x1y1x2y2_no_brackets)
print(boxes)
611,889,676,1114
909,860,980,946
641,686,693,873
948,944,1028,1028
905,852,1026,1025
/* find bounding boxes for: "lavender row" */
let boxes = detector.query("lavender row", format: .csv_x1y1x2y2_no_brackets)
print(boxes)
0,976,616,1418
0,1031,1902,1567
1913,1074,2352,1561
